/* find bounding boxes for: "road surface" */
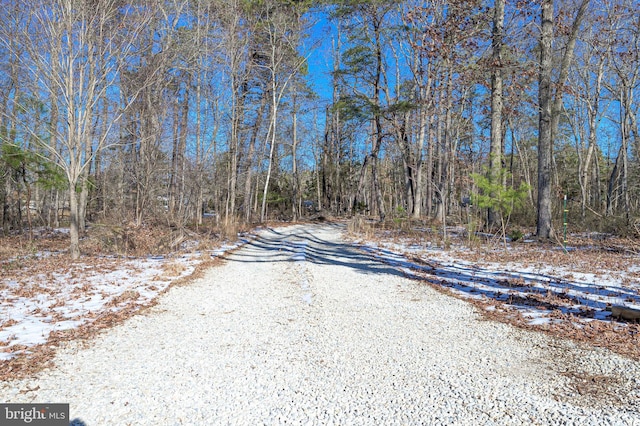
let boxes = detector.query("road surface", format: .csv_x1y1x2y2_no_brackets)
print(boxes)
1,223,639,425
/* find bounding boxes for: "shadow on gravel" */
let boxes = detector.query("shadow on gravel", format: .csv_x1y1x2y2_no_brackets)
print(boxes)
229,224,640,324
226,223,406,278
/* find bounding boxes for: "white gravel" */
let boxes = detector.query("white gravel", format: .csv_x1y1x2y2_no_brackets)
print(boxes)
1,223,639,425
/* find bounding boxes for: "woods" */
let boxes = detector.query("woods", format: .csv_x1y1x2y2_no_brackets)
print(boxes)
1,0,639,257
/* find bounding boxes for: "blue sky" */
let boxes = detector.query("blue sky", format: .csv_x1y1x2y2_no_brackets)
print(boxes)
304,10,335,102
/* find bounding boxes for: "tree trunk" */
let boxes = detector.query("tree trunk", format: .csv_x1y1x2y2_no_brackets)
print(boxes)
536,0,554,239
488,0,505,230
412,98,429,219
579,57,604,217
292,102,299,221
371,17,385,221
243,95,266,223
78,155,90,233
177,85,189,222
620,88,631,221
169,98,180,219
69,182,80,260
195,67,203,226
260,84,278,222
537,0,589,238
227,75,243,226
606,142,624,216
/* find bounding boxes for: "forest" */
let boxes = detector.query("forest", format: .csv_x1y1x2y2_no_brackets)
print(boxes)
0,0,639,258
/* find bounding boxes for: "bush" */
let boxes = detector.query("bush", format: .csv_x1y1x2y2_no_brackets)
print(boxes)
508,228,524,242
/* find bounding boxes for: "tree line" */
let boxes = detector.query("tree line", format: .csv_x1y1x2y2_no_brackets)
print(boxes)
0,0,638,258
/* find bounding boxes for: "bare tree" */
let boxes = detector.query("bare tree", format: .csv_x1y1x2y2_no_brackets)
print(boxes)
3,0,152,258
566,15,608,217
488,0,505,229
536,0,589,239
250,0,310,222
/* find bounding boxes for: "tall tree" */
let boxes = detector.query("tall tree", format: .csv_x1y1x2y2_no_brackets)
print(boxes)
488,0,505,229
251,0,309,222
537,0,554,239
4,0,153,258
536,0,589,239
334,0,396,221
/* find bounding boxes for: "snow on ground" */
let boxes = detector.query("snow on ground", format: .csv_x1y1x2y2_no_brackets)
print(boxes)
352,235,640,329
2,224,639,365
0,237,249,361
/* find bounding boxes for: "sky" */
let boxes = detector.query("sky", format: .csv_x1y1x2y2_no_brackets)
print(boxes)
304,10,336,103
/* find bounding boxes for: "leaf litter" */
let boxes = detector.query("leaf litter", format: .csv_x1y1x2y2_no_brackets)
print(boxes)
0,230,249,380
347,226,640,362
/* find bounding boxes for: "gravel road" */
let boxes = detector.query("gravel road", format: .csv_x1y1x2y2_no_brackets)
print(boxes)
1,223,639,425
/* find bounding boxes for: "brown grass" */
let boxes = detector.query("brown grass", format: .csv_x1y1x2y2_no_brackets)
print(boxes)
0,221,240,381
161,262,187,277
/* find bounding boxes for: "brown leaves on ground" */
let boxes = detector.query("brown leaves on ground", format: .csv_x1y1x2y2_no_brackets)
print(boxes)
350,223,640,363
475,297,640,360
161,262,187,278
564,372,624,405
107,290,141,307
0,224,233,381
0,299,157,381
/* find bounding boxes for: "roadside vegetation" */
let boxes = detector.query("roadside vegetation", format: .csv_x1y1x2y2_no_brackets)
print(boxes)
346,217,640,363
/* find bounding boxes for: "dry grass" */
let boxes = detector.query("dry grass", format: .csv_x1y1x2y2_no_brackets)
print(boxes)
347,216,376,239
161,262,187,278
0,218,253,260
107,290,141,307
0,221,237,381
